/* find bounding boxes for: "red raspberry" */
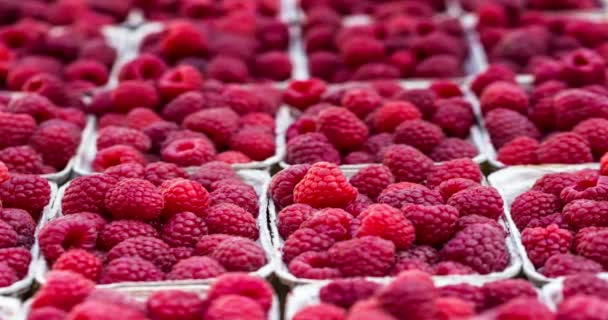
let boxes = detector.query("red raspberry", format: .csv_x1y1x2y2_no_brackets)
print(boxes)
329,236,395,277
205,295,264,320
373,101,422,133
217,151,252,164
317,107,369,151
429,138,478,162
161,138,216,167
563,274,608,299
349,165,394,202
147,290,205,320
456,214,503,234
104,163,145,180
441,224,509,274
576,228,608,267
61,174,117,215
439,284,485,311
158,65,204,101
269,164,310,209
141,121,179,151
563,200,608,230
105,178,164,220
96,126,150,152
52,249,102,281
286,133,341,165
363,133,395,155
522,224,572,267
414,55,462,78
6,94,56,123
348,299,399,320
111,81,159,113
67,300,148,320
293,162,357,208
38,215,97,262
167,256,226,280
433,261,477,276
107,236,174,272
254,51,292,81
204,55,248,83
481,279,537,309
377,271,437,320
222,86,266,115
98,113,127,128
205,203,258,240
239,112,275,132
345,194,373,218
447,186,504,220
118,53,167,82
0,247,31,278
282,228,335,263
397,246,440,265
288,251,342,280
382,145,433,183
207,272,274,313
171,246,194,261
541,254,603,278
562,49,606,87
0,161,8,184
396,89,437,120
287,116,318,140
343,151,374,165
92,145,147,172
283,79,327,110
194,234,233,256
495,298,554,320
319,278,380,309
65,59,109,86
210,183,259,216
426,158,483,189
430,81,463,98
27,307,67,320
293,304,346,320
0,219,17,250
378,183,444,208
0,261,16,287
182,108,239,148
573,118,608,159
484,108,541,148
532,172,579,197
558,296,608,320
0,146,44,174
341,88,382,119
0,174,50,216
402,204,459,246
189,161,238,190
142,162,187,187
527,212,572,231
32,271,95,311
161,129,214,151
356,204,415,249
159,178,209,218
97,220,159,251
536,133,593,165
553,89,608,130
431,98,475,139
100,257,165,284
434,178,479,202
497,136,540,165
160,91,204,123
0,112,36,149
161,211,208,248
160,21,208,60
229,127,275,161
277,204,315,238
30,120,81,169
340,36,385,67
480,82,529,115
210,237,267,272
394,120,445,154
434,297,475,319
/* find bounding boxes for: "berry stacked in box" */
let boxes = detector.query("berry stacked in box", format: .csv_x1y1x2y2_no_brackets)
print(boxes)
0,93,87,175
299,0,446,17
0,162,51,288
301,8,469,82
460,0,601,12
0,19,117,96
27,271,275,320
0,1,134,26
270,160,511,280
291,271,548,320
283,80,479,165
474,8,608,73
472,63,608,165
136,0,280,22
39,161,268,284
548,274,608,319
508,167,608,278
88,75,282,170
136,17,292,83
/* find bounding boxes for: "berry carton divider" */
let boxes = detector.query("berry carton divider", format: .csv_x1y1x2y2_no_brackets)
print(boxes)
0,297,21,319
488,164,599,285
284,277,543,319
34,170,275,289
3,181,58,297
73,106,291,175
267,168,522,286
540,273,608,312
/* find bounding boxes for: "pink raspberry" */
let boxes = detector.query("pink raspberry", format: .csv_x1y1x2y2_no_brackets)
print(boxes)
269,164,310,209
563,274,608,299
575,228,608,268
288,251,342,280
430,100,473,137
293,162,357,209
67,301,148,320
378,183,444,208
433,261,477,276
0,174,50,216
52,249,102,281
146,290,205,320
536,133,593,165
429,138,478,162
194,234,233,256
161,138,216,167
111,81,159,113
347,299,399,320
541,254,603,278
0,247,31,278
0,146,44,174
573,118,608,159
167,256,226,280
100,257,164,284
189,161,238,190
205,295,265,320
293,304,346,320
6,94,56,123
300,208,353,241
484,108,541,148
182,108,239,148
144,162,188,186
522,224,572,268
31,271,94,311
92,145,147,172
426,158,482,189
161,211,208,248
455,214,503,234
563,200,608,230
103,163,145,180
216,151,252,164
373,101,422,133
317,107,369,151
480,82,529,115
402,204,459,246
341,88,382,119
229,127,276,161
97,220,159,251
0,220,17,250
277,204,315,238
38,216,97,262
482,279,537,309
562,49,606,87
328,236,395,277
394,119,445,154
447,186,504,220
282,228,335,263
107,236,175,272
286,133,341,165
0,112,36,149
105,178,164,220
210,183,259,216
97,126,151,152
434,178,479,202
434,297,475,319
553,89,608,130
320,278,381,309
205,203,258,239
356,204,415,249
345,194,373,218
30,120,81,170
349,165,394,202
497,136,540,165
495,298,554,320
210,237,267,272
441,224,509,274
533,172,579,197
207,272,274,312
439,284,485,311
382,145,433,183
159,178,209,218
377,271,438,320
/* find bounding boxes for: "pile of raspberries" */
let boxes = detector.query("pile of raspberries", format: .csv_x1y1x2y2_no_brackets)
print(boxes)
27,271,275,320
88,77,282,170
138,19,292,83
461,0,600,12
0,163,51,288
510,167,608,278
270,160,510,279
0,20,117,99
139,0,281,21
38,161,268,284
283,79,478,165
292,271,551,320
302,10,469,82
472,60,608,165
0,93,86,175
299,0,446,17
0,1,134,26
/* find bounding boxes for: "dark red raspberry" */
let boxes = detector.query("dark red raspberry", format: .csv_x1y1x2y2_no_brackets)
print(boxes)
205,295,264,320
159,178,209,218
481,279,537,309
480,82,529,115
382,145,433,183
402,204,459,246
377,271,437,320
32,271,95,311
107,236,174,272
161,211,208,248
52,249,102,281
103,163,145,180
293,304,346,320
146,290,205,320
576,228,608,267
30,120,81,169
97,126,150,152
167,256,226,280
563,274,608,299
229,127,276,161
27,307,67,320
349,165,394,202
189,161,238,190
277,204,315,238
429,138,478,162
293,162,357,209
373,101,422,133
553,89,608,130
97,220,158,251
341,88,382,119
356,204,415,249
0,112,36,149
62,174,117,215
317,107,369,151
38,215,96,262
471,64,517,96
210,183,259,216
119,54,167,82
522,224,572,267
269,164,310,209
329,236,395,277
447,186,504,220
536,133,593,165
441,224,509,274
426,158,483,189
394,120,445,154
484,108,541,148
434,178,479,202
161,138,216,167
283,79,327,110
573,118,608,159
0,208,34,248
288,251,342,280
207,272,274,312
0,174,50,216
210,237,267,272
378,182,444,208
205,203,258,240
206,55,250,83
0,247,31,278
105,178,164,220
100,257,165,284
532,172,579,197
0,146,44,174
182,107,239,148
563,200,608,230
282,228,335,263
319,278,380,309
92,145,147,172
431,98,475,139
286,133,341,165
497,136,540,165
111,81,158,113
541,254,603,278
430,81,463,98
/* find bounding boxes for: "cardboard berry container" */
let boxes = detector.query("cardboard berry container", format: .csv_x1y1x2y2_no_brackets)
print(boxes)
34,170,275,289
267,168,523,287
488,164,599,285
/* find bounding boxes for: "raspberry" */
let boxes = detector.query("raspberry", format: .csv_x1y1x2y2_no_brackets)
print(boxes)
216,151,252,164
277,204,315,238
527,213,571,230
317,107,369,151
194,234,233,256
553,89,608,130
96,126,150,152
283,228,335,263
0,174,50,216
0,208,34,248
105,178,164,220
562,49,606,87
573,118,608,159
158,65,204,101
299,208,352,241
293,162,357,209
533,172,579,197
0,112,36,149
31,120,81,169
363,133,395,156
27,307,67,320
484,108,541,148
393,120,445,154
561,296,608,320
431,98,475,138
99,257,164,284
118,54,167,82
390,256,434,275
97,220,159,250
65,59,109,86
286,133,341,165
435,178,479,202
373,101,422,133
254,51,292,81
497,136,540,165
288,251,342,280
563,274,608,299
103,163,145,180
345,194,374,217
167,256,226,280
447,186,504,220
349,165,394,202
161,211,208,248
377,271,438,320
522,224,572,268
382,145,433,183
575,228,608,267
0,221,19,250
329,236,395,277
439,284,485,311
31,271,95,311
0,247,31,278
563,200,608,230
67,301,148,320
229,127,276,161
182,108,239,148
348,299,398,320
430,81,463,98
161,129,213,151
481,279,537,309
536,133,593,165
206,272,273,313
0,162,7,184
434,261,477,276
293,304,346,320
354,204,414,249
340,36,385,67
378,182,444,208
38,216,97,262
561,172,608,204
480,82,529,115
211,237,266,272
0,146,44,174
0,261,16,287
455,215,503,234
160,91,204,123
6,93,56,123
161,138,216,167
441,224,509,274
426,158,483,189
207,55,250,83
283,79,327,110
210,184,259,216
147,290,205,320
205,203,258,240
397,245,440,265
402,204,459,246
98,114,127,128
92,145,147,172
171,247,194,261
269,164,310,209
159,178,209,218
239,113,275,132
52,249,102,281
205,295,264,320
434,297,475,319
111,81,159,113
541,254,603,278
429,138,478,162
495,298,554,320
189,161,238,190
341,88,382,119
319,278,380,308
